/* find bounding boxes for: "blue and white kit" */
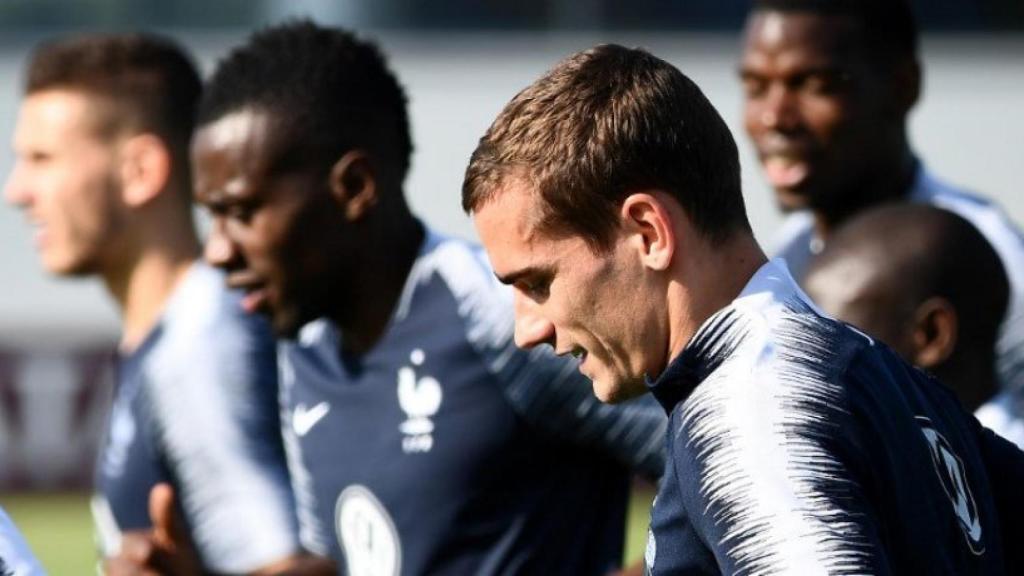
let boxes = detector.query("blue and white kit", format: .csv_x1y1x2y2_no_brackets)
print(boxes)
0,508,43,575
279,229,667,575
644,259,1023,575
93,262,299,573
773,162,1024,446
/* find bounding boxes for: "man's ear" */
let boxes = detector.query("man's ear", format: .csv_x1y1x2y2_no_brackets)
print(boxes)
910,296,957,369
328,150,378,222
119,134,172,208
619,191,676,271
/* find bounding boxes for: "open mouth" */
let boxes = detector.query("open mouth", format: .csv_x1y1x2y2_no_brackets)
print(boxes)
240,288,269,314
762,155,810,189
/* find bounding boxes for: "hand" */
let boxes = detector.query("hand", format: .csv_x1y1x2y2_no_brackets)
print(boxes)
102,483,202,576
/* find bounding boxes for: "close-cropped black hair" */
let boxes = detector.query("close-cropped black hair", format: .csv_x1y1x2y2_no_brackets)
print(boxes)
199,20,413,179
751,0,918,62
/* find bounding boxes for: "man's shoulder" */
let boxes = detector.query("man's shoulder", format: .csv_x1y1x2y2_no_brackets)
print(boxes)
408,232,505,304
673,297,869,446
156,262,274,355
769,212,816,279
915,170,1024,255
400,231,514,346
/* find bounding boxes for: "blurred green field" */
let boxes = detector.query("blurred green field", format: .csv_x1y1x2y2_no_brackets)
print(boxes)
0,492,95,575
1,488,655,575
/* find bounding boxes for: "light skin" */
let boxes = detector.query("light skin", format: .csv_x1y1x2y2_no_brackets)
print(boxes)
740,10,918,236
6,90,317,575
473,176,767,403
4,88,199,350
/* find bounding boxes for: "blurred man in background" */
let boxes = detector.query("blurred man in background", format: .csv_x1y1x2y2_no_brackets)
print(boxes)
466,42,1024,574
739,0,1024,396
804,204,1023,447
4,34,303,573
117,21,666,575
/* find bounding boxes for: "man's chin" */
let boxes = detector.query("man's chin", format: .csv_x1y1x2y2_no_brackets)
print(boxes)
269,309,307,340
773,186,816,214
44,254,99,278
592,377,647,405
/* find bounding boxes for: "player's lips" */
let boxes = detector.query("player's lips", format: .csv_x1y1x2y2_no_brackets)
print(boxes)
30,221,48,250
226,275,271,314
240,289,269,314
761,155,810,189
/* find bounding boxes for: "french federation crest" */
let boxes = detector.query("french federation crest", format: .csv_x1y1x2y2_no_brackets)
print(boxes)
916,416,984,555
397,349,442,453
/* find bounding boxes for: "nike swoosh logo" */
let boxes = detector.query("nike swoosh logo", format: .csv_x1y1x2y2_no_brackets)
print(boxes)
293,401,330,437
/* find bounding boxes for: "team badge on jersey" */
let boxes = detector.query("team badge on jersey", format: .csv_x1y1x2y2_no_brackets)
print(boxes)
336,485,401,576
916,416,984,554
397,348,442,453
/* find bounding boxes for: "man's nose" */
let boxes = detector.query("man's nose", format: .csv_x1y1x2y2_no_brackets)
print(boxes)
758,85,801,132
3,166,32,208
204,219,239,269
512,295,555,350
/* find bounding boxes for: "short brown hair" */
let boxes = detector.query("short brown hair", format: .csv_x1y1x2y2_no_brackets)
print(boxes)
462,44,749,250
25,33,201,175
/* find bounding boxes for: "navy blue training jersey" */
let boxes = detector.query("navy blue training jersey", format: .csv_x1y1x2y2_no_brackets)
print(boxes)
94,262,299,573
645,259,1022,575
279,229,667,575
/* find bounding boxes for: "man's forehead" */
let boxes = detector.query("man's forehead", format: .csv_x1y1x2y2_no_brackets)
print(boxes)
473,180,549,267
480,178,549,237
195,107,273,152
744,10,866,62
17,89,106,140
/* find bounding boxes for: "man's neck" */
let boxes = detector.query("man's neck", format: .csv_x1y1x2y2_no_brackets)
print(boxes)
331,211,425,357
813,148,918,240
936,353,999,414
104,230,201,353
664,231,768,369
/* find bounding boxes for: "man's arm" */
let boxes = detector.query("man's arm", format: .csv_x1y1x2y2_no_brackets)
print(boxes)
669,377,891,574
488,342,668,479
138,307,300,573
973,420,1024,574
104,484,336,576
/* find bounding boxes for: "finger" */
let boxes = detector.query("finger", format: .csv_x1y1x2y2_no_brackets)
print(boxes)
149,482,183,547
119,533,156,564
103,555,159,576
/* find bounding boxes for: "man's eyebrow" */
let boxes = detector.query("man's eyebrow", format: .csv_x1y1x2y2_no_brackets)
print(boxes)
494,266,544,286
739,64,848,79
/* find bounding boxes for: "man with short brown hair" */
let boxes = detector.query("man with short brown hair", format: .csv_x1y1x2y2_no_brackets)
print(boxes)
466,43,1024,574
5,33,301,574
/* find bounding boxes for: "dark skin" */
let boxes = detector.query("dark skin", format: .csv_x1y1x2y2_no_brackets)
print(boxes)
106,105,424,575
193,106,424,352
805,248,999,412
740,9,920,238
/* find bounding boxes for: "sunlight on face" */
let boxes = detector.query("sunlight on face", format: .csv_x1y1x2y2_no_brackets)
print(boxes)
473,177,659,403
5,90,125,276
